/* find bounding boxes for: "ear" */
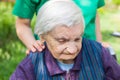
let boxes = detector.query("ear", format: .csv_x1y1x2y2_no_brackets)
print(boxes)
40,35,45,43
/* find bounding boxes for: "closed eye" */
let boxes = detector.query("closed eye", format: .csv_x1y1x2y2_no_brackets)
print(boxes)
58,39,69,44
75,38,81,42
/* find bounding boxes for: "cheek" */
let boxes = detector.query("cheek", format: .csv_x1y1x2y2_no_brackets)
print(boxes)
46,40,65,56
55,45,66,53
52,45,65,56
77,42,82,51
49,45,67,58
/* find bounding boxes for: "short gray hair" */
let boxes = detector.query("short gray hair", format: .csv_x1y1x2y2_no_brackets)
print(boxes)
34,0,85,36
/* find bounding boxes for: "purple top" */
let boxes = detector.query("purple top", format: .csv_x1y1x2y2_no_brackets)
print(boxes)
10,42,120,80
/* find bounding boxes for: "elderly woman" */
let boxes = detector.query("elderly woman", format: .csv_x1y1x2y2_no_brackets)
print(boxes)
10,0,120,80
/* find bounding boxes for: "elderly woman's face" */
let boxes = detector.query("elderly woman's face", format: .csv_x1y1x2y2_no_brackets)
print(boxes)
43,23,84,64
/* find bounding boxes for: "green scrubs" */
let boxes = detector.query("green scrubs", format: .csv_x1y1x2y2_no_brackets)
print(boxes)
13,0,105,40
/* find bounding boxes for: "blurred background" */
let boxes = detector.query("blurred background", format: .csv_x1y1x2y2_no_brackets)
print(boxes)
0,0,120,79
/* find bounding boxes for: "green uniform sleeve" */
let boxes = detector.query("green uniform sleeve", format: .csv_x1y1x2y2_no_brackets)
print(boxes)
12,0,38,19
97,0,105,8
12,0,47,19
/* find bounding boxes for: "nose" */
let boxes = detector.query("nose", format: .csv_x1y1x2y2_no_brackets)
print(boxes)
66,43,77,54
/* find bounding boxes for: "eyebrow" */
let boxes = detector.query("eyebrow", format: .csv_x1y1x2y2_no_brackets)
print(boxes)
54,36,69,40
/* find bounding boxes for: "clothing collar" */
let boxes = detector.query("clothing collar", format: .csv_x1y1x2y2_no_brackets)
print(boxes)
45,46,83,76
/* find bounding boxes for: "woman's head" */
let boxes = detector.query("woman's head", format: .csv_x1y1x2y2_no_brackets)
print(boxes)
35,0,84,36
34,0,84,63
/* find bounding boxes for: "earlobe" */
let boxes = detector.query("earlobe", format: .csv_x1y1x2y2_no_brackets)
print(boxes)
40,35,45,43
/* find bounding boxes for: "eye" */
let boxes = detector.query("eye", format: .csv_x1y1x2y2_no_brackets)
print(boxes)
58,38,68,44
75,38,81,42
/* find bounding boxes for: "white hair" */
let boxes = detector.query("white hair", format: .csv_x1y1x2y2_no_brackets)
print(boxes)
34,0,85,36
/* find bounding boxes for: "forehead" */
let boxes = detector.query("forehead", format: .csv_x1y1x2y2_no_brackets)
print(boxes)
48,24,84,38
